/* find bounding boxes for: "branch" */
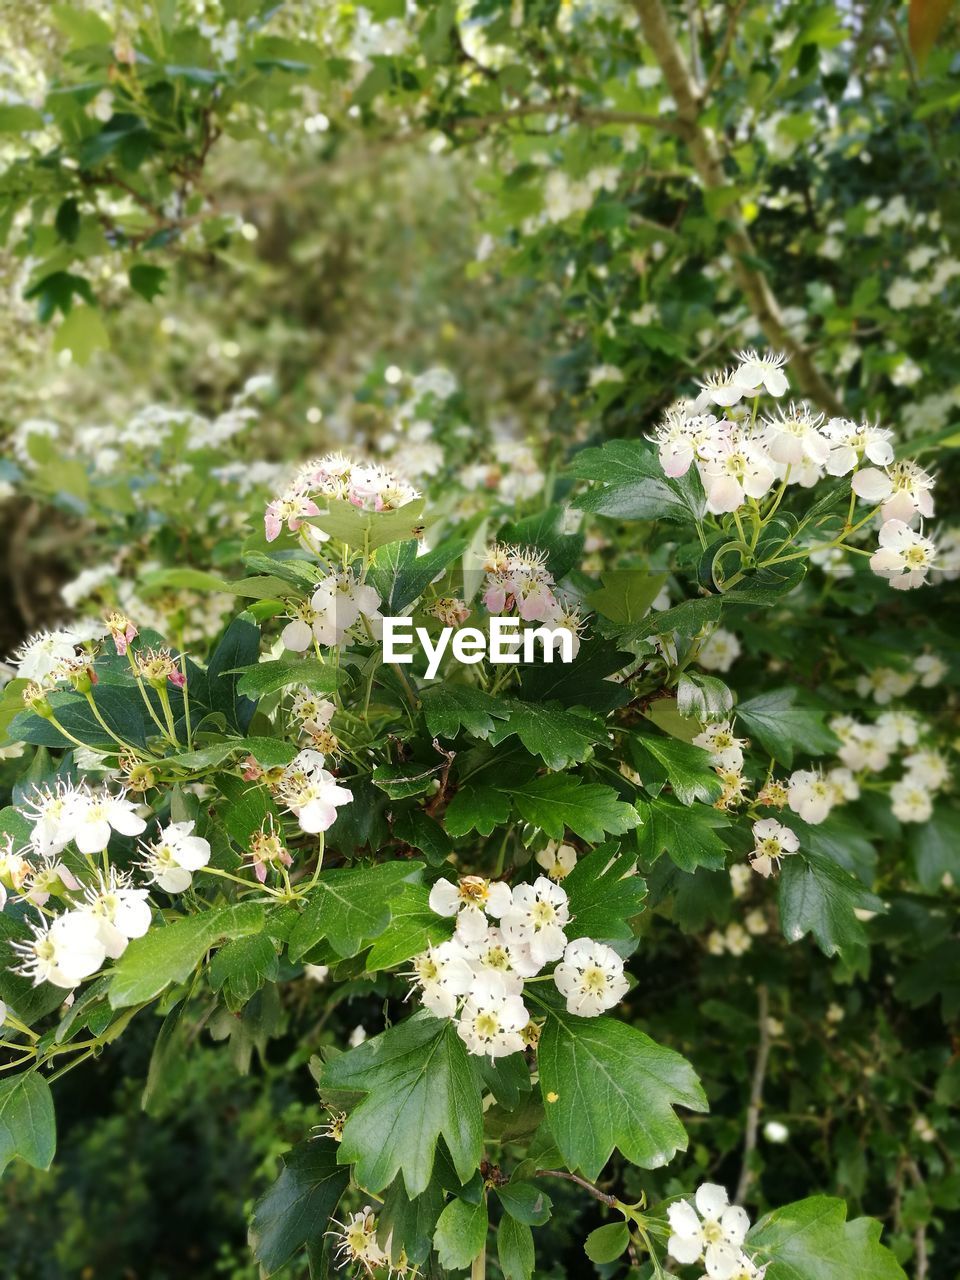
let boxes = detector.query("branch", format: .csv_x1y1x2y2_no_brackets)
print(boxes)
535,1168,620,1208
703,0,749,100
735,983,770,1204
632,0,844,415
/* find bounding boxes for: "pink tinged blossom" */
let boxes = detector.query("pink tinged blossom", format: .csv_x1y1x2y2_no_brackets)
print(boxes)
484,583,509,613
168,669,187,689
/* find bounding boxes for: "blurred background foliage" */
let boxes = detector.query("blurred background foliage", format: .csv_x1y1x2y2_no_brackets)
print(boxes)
0,0,958,1276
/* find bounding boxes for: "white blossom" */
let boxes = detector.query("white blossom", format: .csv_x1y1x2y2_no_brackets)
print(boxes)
667,1183,752,1279
553,938,628,1016
749,818,800,878
500,876,570,967
456,971,529,1059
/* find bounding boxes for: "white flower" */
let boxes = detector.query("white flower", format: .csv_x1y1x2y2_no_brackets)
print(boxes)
13,909,107,989
456,971,529,1059
411,940,475,1019
14,630,82,683
856,667,916,705
787,771,835,825
327,1206,388,1273
463,927,537,986
696,368,747,408
826,766,860,804
852,461,935,524
732,349,789,397
891,779,934,823
763,1119,790,1143
699,434,776,513
823,418,894,476
902,749,950,791
554,938,629,1016
693,720,746,771
667,1183,751,1278
428,876,513,943
310,571,382,645
697,628,742,673
276,753,352,834
140,820,211,893
23,784,79,857
535,841,577,880
500,876,570,967
914,653,947,687
83,870,152,958
68,787,148,855
729,863,752,899
837,724,891,773
724,922,752,956
870,519,937,590
875,710,921,748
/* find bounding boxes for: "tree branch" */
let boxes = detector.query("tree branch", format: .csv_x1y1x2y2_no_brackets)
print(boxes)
631,0,843,415
735,983,771,1204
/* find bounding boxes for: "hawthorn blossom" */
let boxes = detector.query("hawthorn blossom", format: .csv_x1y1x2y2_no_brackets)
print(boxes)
852,461,935,524
13,630,82,684
823,418,894,476
500,877,570,967
787,770,835,825
535,840,577,880
697,627,742,673
761,403,829,467
247,824,293,883
135,646,187,688
890,779,934,823
83,870,152,958
68,787,148,855
554,938,628,1016
327,1205,388,1273
428,875,513,943
309,571,382,645
914,653,947,687
902,748,950,791
276,752,353,834
732,349,789,397
667,1183,751,1279
696,368,747,409
12,910,107,988
698,432,777,513
140,820,211,893
264,488,320,541
693,720,746,771
749,818,800,878
411,940,475,1018
870,519,937,590
105,612,138,656
456,971,529,1059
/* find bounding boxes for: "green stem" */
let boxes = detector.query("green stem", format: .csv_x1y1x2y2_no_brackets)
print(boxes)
83,692,135,753
126,651,175,742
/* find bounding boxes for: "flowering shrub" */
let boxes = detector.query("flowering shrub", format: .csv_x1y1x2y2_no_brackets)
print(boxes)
0,341,954,1277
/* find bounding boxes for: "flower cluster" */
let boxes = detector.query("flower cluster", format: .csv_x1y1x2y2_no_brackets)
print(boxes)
272,749,353,835
282,571,382,651
265,452,419,542
481,543,584,652
667,1183,766,1280
411,875,628,1058
650,351,939,589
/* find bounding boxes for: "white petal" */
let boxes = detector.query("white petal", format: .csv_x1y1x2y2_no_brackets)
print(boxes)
695,1183,730,1220
428,879,461,918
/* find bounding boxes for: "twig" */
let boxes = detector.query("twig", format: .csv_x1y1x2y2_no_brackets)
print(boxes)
735,983,770,1204
703,0,749,99
535,1168,619,1208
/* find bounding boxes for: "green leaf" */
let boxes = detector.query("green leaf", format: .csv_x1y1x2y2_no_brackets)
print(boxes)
369,536,466,612
234,658,340,699
392,808,453,865
563,847,647,942
214,774,282,849
208,933,278,1012
506,775,639,843
496,701,601,770
109,903,266,1008
444,785,512,837
584,1221,630,1263
736,688,838,768
631,733,724,805
537,1007,707,1180
422,684,510,740
570,440,705,522
53,305,109,365
434,1195,488,1269
498,1213,536,1280
52,4,112,45
206,612,261,733
495,1181,552,1226
129,263,167,301
749,1195,906,1280
288,862,423,960
586,570,668,623
0,105,45,132
676,672,734,720
372,761,443,799
636,799,730,872
378,1174,445,1267
911,804,960,891
163,737,296,772
0,1073,56,1174
365,883,452,971
318,1012,483,1195
778,853,883,962
248,1138,349,1277
310,497,425,550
